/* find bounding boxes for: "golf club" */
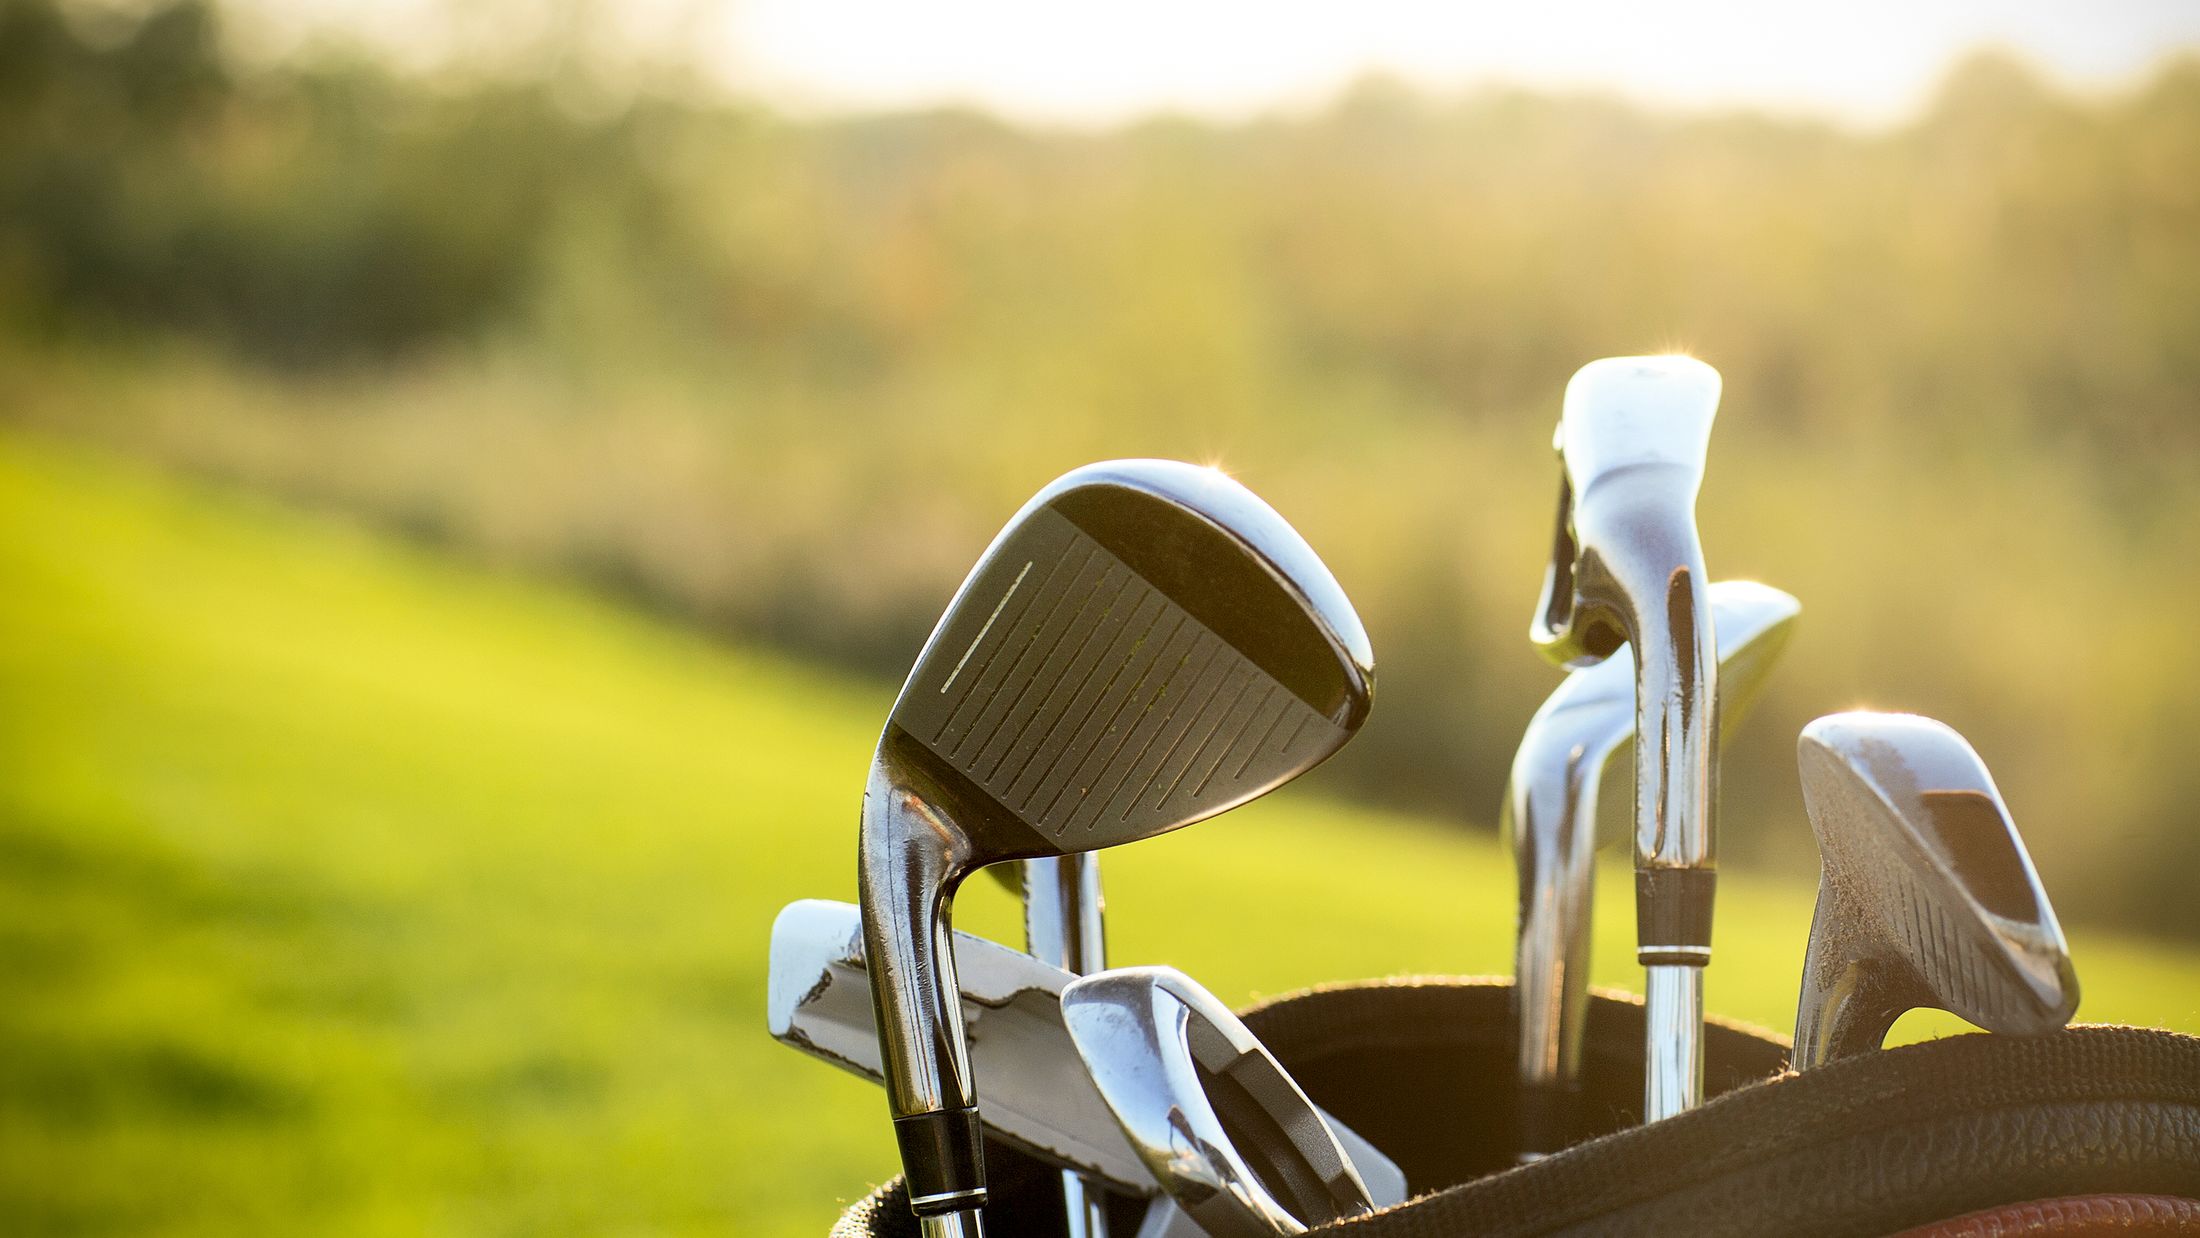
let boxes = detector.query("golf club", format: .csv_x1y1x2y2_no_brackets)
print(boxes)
858,464,1372,1233
1530,355,1723,1121
767,901,1409,1223
1063,965,1378,1238
1791,711,2080,1069
1510,579,1798,1158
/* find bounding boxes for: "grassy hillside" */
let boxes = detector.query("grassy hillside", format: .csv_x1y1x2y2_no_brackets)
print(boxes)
1,430,2195,1237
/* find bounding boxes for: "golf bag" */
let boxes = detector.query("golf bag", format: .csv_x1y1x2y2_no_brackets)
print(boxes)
829,977,2200,1237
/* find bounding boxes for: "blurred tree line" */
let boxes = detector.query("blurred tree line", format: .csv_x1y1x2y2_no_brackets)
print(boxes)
5,0,2199,939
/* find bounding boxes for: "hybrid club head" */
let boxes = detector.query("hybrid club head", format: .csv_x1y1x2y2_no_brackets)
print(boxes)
1509,580,1798,1157
1791,712,2079,1070
767,901,1409,1220
859,461,1374,1224
1528,355,1723,1121
1063,966,1376,1238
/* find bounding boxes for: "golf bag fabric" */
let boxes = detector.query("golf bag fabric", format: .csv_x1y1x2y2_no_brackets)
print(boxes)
829,977,2200,1237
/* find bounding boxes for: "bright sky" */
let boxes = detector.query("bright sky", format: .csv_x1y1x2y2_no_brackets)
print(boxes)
718,0,2200,127
239,0,2200,128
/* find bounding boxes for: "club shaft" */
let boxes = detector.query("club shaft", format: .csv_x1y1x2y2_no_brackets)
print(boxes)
921,1212,986,1238
1643,963,1703,1120
1024,855,1112,1238
1059,1180,1108,1238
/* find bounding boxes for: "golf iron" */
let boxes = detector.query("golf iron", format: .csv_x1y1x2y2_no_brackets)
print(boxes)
1791,711,2080,1069
1530,355,1723,1122
859,459,1373,1231
1510,579,1798,1157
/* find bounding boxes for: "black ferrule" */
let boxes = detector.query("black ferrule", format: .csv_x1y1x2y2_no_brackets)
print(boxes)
1636,868,1717,957
894,1107,988,1216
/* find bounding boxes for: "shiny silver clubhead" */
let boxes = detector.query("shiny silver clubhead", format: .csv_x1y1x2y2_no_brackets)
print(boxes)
1792,712,2079,1070
1509,580,1797,1157
861,460,1375,1222
1526,355,1724,1122
1063,966,1374,1238
766,901,1410,1229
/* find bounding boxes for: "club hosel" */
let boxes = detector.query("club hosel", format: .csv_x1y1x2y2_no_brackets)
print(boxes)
1600,538,1718,953
1616,559,1716,871
857,766,981,1121
1791,892,1913,1070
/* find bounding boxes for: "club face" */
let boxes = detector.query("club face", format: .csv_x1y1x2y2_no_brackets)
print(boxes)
1797,712,2079,1045
1063,966,1370,1234
1531,356,1721,668
883,459,1374,869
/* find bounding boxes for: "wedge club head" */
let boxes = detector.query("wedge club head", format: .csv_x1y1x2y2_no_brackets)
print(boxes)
1528,355,1722,1121
1063,966,1376,1238
860,460,1374,1225
1791,712,2079,1070
766,901,1409,1223
1510,579,1798,1157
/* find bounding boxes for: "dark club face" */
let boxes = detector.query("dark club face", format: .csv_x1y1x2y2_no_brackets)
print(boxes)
884,459,1374,865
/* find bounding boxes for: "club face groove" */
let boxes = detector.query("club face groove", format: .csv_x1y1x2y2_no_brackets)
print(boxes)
860,459,1374,1217
1793,712,2079,1068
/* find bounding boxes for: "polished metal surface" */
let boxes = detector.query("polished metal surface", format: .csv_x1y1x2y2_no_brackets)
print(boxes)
1527,356,1722,1123
769,901,1410,1214
1023,855,1111,1237
1509,581,1798,1156
1063,966,1377,1238
860,460,1375,1219
1642,965,1703,1115
1791,712,2080,1069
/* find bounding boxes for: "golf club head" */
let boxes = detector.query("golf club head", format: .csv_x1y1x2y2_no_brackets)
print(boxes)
1531,356,1719,664
860,460,1374,1218
1063,966,1375,1238
767,902,1408,1214
1527,355,1721,864
1509,580,1798,1156
1525,356,1723,1121
1791,712,2080,1070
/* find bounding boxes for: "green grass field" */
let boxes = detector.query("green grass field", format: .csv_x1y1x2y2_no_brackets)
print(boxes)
2,428,2195,1237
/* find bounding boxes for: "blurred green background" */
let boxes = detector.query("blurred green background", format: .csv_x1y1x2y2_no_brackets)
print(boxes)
3,1,2198,1233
